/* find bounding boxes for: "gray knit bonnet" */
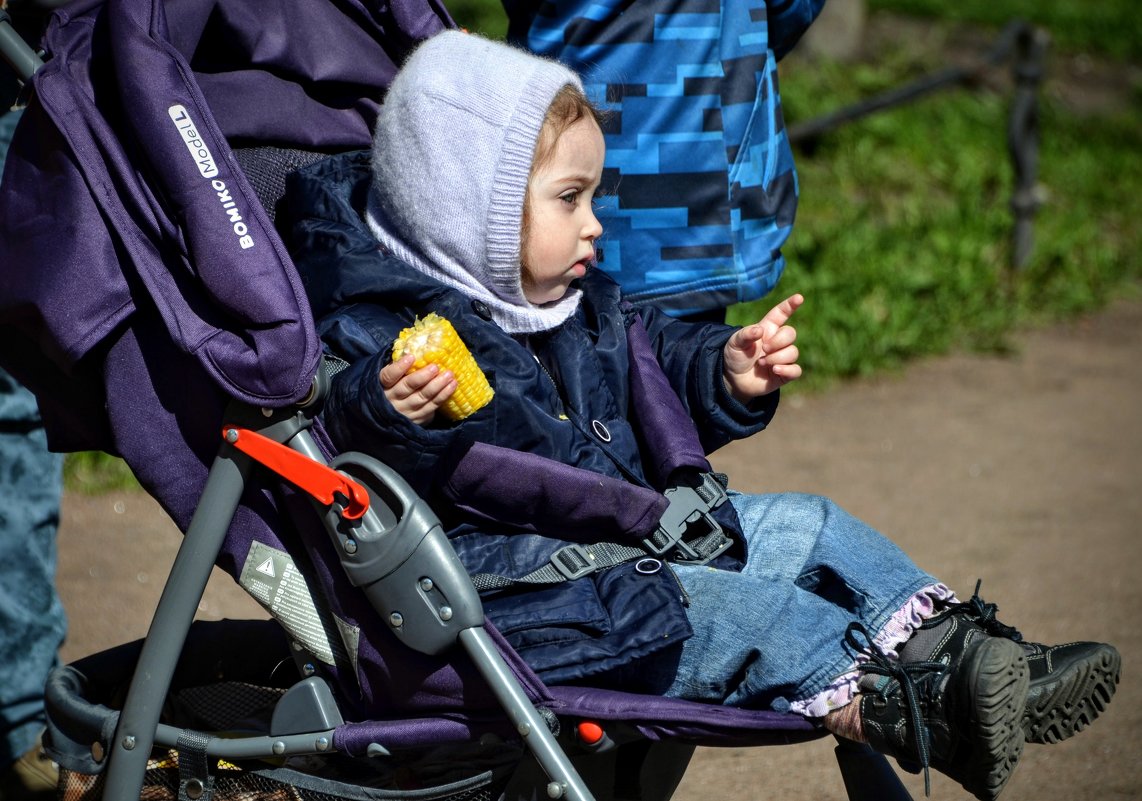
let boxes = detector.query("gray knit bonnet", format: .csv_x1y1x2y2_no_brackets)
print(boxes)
366,30,586,334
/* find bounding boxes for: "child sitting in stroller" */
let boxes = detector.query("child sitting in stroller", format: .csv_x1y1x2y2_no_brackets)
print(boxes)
284,31,1120,800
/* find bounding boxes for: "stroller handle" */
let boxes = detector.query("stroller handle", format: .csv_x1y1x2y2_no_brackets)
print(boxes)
0,11,43,87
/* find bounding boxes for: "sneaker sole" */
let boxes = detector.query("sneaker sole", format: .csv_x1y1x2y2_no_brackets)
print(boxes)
957,637,1030,801
1023,643,1121,744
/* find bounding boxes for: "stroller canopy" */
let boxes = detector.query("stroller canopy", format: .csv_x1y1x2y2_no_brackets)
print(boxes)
0,0,453,453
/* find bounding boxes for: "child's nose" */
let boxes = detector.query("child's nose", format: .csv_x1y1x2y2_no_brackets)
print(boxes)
584,210,603,241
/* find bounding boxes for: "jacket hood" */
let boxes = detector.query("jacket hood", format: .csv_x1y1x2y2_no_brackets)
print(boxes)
365,30,585,334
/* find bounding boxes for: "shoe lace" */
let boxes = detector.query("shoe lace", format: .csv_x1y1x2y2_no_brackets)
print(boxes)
945,579,1024,642
846,621,947,797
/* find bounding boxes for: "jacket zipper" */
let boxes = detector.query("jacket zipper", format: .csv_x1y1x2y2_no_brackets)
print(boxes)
531,352,569,420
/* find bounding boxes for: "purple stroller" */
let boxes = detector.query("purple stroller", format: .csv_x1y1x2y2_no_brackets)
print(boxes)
0,2,913,799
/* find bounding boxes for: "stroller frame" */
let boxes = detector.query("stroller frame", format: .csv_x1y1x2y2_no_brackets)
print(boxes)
90,377,594,801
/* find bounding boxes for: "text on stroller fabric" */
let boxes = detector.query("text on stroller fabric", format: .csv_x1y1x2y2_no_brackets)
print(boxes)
168,104,255,250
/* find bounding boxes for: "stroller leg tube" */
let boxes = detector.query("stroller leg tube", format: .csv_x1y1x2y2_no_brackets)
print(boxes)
459,627,596,801
102,449,253,800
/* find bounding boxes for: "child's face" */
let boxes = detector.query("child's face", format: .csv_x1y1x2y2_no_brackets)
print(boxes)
521,117,604,305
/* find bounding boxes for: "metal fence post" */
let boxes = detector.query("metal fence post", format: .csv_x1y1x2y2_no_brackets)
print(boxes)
1008,24,1050,269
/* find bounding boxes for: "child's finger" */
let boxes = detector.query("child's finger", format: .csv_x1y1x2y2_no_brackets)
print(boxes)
765,344,800,366
760,293,804,329
427,377,458,405
380,354,417,388
417,370,456,402
771,363,803,381
762,324,798,353
401,363,443,393
731,323,766,349
388,365,442,403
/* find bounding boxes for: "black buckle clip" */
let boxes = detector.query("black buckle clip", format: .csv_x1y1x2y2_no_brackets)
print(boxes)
643,473,732,564
551,544,598,581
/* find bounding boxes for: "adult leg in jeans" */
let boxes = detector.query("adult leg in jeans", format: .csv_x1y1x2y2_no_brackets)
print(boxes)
0,368,66,800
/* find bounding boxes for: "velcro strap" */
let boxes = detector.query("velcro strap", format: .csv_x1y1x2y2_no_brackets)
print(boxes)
177,729,215,801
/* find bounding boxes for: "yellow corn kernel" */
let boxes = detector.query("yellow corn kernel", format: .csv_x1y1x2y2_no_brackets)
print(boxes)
392,313,494,421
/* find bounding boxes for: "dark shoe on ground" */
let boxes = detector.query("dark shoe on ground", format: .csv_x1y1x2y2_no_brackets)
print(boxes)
849,617,1029,801
0,736,58,801
926,582,1122,745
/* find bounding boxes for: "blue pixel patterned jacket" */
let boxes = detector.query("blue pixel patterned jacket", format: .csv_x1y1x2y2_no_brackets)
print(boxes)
505,0,826,316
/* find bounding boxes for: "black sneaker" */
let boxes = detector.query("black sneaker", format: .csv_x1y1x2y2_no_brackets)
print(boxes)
847,618,1028,801
1020,640,1120,744
927,582,1121,744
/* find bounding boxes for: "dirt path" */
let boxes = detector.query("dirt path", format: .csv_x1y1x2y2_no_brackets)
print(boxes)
57,298,1142,801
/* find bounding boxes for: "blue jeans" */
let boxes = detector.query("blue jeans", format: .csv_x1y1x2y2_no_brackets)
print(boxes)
0,369,66,766
660,492,936,713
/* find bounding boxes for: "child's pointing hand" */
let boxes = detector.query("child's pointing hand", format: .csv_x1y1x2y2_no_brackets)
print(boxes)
722,293,804,403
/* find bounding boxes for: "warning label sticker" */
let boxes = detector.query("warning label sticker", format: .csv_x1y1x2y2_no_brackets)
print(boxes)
239,541,335,665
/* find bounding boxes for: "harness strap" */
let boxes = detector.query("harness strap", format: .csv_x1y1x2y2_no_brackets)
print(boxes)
471,541,649,591
471,471,732,590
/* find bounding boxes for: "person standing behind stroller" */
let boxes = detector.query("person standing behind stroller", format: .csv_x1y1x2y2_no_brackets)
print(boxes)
0,5,66,795
286,31,1120,801
502,0,826,322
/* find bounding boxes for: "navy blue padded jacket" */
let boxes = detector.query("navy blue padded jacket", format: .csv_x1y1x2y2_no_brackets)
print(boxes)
285,151,781,685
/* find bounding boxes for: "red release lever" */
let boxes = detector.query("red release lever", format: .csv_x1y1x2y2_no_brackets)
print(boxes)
222,427,370,520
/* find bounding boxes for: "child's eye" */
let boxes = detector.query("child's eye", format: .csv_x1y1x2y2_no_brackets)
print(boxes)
560,190,580,206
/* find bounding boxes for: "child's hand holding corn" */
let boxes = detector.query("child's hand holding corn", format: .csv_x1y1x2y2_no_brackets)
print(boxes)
380,353,459,426
382,314,494,425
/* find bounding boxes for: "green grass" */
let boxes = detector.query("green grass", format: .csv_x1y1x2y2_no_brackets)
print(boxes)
868,0,1141,62
728,30,1142,389
63,450,139,494
446,0,509,38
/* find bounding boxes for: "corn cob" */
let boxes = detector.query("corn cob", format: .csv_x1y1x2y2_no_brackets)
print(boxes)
392,313,494,421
